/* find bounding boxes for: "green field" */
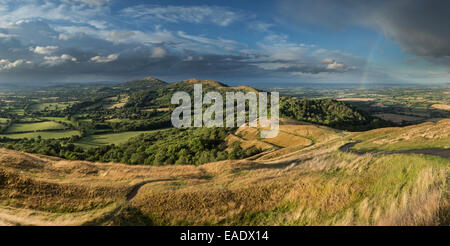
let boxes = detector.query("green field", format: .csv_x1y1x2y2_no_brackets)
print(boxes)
75,130,158,148
30,102,75,111
10,109,24,116
6,121,67,133
18,117,43,123
0,130,81,139
39,117,76,126
105,118,126,123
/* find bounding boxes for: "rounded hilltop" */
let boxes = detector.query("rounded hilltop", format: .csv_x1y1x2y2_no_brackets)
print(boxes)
121,76,168,90
142,76,160,81
122,76,260,93
184,78,228,88
183,78,259,93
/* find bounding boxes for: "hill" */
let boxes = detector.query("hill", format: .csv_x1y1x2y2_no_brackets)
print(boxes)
124,78,258,108
280,97,392,131
348,119,450,152
0,77,399,166
0,119,448,225
121,77,168,91
122,77,382,130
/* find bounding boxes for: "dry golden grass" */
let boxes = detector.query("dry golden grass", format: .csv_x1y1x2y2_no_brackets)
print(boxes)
124,152,447,226
227,118,333,152
233,85,259,93
106,96,129,109
350,119,450,151
431,104,450,110
0,118,448,226
235,127,260,140
143,107,170,112
185,78,227,88
225,134,275,152
278,120,341,143
263,131,312,148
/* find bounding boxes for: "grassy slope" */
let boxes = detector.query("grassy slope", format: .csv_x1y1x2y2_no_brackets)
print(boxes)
0,119,448,226
349,119,450,152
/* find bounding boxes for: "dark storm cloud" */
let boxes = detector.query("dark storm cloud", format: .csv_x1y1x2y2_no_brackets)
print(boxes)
280,0,450,63
0,19,358,83
0,1,368,83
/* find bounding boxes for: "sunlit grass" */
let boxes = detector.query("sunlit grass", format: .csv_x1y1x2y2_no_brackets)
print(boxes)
75,130,159,148
5,121,67,133
0,130,81,139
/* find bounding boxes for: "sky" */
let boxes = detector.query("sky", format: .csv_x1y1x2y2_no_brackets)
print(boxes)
0,0,449,85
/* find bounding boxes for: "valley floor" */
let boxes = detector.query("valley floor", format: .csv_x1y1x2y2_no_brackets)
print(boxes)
0,119,448,226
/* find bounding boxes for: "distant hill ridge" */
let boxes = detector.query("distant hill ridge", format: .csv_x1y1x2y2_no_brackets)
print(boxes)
184,78,228,88
122,76,259,93
121,77,168,90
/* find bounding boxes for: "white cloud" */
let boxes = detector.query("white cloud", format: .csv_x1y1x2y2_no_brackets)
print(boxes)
88,20,108,29
64,0,110,8
0,32,16,38
321,58,356,72
121,5,242,26
43,54,77,66
321,58,335,64
0,59,31,70
326,61,346,70
0,0,110,28
151,47,166,58
248,22,274,32
30,45,59,55
177,31,241,52
90,53,119,63
58,33,70,40
258,34,312,61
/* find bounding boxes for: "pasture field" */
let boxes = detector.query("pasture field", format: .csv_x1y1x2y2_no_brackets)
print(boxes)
10,109,24,116
0,130,80,139
337,97,376,102
39,117,76,126
75,130,159,148
18,117,43,123
104,96,129,109
30,102,76,111
5,121,67,133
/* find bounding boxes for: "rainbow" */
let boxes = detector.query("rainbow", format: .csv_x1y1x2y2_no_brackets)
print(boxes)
360,35,383,89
